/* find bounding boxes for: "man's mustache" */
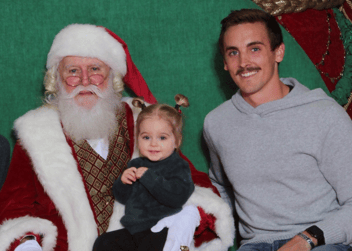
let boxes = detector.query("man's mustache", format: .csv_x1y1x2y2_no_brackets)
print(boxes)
236,67,261,75
62,85,105,99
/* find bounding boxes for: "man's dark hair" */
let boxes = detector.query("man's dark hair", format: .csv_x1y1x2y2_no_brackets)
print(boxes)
218,9,283,56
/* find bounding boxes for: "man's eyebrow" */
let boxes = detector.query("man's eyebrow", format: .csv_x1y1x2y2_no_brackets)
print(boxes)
247,41,264,47
64,64,74,69
64,63,102,69
90,63,102,67
225,41,264,52
225,46,238,52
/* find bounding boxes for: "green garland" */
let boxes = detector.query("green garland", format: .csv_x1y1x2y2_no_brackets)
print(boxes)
331,8,352,106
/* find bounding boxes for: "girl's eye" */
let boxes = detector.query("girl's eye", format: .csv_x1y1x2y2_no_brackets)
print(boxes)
160,136,167,140
143,136,150,140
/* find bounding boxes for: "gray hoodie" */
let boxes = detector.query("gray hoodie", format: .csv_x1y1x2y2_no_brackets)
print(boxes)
204,78,352,246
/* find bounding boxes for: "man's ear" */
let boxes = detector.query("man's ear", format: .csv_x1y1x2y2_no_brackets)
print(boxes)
275,43,285,63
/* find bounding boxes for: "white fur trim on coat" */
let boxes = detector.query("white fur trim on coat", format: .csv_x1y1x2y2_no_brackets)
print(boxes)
14,106,98,251
186,186,235,251
0,216,57,251
46,24,126,76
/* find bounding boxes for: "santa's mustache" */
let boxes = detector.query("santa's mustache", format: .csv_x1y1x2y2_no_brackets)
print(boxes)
62,85,105,99
236,67,261,75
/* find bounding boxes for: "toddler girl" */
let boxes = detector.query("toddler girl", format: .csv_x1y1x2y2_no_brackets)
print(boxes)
93,94,194,251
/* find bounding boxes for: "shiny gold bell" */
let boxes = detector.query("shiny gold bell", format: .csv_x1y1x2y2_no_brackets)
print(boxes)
180,246,189,251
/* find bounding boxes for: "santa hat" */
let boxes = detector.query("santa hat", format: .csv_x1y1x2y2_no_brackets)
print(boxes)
46,23,157,104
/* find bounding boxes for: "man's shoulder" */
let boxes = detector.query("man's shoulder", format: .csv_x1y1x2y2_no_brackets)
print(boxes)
14,105,59,131
297,87,341,113
205,99,234,121
283,80,349,126
14,105,62,144
282,78,339,111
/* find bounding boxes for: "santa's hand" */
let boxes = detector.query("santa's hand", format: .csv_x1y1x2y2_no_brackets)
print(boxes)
151,205,200,251
14,240,42,251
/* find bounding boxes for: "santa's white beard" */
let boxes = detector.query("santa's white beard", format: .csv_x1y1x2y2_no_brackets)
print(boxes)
56,82,122,143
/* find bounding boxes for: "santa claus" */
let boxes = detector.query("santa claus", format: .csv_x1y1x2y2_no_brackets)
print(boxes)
0,24,234,251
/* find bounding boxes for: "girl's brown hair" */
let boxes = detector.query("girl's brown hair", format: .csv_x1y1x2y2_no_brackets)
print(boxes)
133,94,189,149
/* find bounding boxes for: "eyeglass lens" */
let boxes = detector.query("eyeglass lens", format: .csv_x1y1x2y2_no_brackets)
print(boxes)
66,74,105,87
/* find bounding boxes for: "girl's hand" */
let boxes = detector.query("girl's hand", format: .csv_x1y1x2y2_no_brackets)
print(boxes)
136,167,148,179
121,167,137,184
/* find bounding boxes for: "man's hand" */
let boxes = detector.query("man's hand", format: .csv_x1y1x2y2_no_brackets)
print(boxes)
151,205,200,251
278,232,317,251
121,167,137,184
14,240,42,251
136,167,148,179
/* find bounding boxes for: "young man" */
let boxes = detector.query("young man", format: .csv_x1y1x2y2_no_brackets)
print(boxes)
204,9,352,251
0,24,234,251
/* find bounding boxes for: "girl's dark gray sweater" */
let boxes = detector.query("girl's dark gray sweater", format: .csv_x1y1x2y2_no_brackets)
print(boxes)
113,151,194,234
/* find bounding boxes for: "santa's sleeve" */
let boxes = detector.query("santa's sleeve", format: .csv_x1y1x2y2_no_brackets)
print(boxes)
0,143,57,251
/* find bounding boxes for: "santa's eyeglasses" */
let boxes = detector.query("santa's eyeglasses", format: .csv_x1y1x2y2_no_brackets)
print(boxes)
65,74,106,87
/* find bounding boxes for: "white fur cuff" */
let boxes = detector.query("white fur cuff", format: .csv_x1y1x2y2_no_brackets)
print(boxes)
0,216,57,251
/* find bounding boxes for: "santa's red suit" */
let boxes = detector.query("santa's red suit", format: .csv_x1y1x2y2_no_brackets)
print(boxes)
0,101,234,251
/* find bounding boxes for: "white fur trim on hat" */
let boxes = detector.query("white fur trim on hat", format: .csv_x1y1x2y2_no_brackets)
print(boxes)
46,24,127,76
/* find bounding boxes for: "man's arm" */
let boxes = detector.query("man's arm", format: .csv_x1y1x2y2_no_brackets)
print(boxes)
208,163,235,212
0,143,57,251
310,104,352,245
14,236,42,251
203,124,235,213
280,103,352,250
277,232,317,251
